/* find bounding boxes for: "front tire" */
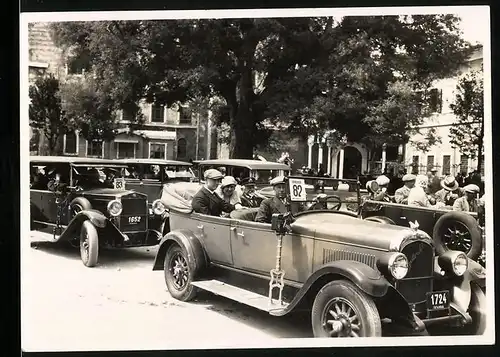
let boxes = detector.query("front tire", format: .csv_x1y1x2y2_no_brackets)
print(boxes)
311,280,382,337
80,220,99,267
164,244,198,302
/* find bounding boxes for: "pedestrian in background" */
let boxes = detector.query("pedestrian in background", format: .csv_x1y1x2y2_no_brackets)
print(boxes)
428,168,441,194
453,184,480,213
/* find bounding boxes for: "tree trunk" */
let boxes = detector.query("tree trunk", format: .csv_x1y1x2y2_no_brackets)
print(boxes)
229,67,255,159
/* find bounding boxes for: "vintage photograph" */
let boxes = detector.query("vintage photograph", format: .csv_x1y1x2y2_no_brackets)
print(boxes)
20,5,493,351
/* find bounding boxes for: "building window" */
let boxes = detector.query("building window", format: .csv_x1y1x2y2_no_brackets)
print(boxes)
411,155,419,175
442,155,451,175
179,106,192,125
428,88,443,113
177,138,187,159
122,109,134,122
151,104,165,123
64,132,78,155
426,155,435,171
117,142,136,159
87,140,103,157
149,143,166,159
460,154,468,174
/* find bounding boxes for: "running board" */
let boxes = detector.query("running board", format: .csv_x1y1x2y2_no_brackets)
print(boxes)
191,279,288,314
30,230,60,243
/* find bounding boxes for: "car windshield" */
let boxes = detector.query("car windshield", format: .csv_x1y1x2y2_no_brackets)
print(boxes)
251,169,287,184
165,166,194,181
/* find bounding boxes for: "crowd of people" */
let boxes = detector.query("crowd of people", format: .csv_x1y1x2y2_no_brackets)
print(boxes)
364,169,485,213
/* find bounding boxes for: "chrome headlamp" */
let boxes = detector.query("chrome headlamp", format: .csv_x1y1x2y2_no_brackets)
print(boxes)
438,251,468,277
107,199,123,217
152,199,166,216
377,252,409,280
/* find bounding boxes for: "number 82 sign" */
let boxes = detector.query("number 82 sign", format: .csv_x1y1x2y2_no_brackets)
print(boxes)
288,178,307,202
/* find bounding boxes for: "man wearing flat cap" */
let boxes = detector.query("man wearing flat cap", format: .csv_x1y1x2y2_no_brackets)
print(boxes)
255,176,288,223
394,174,416,204
191,169,236,216
372,175,392,202
434,175,463,207
453,184,480,213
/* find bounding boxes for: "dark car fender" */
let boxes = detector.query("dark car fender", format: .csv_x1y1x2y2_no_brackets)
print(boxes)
57,209,107,242
152,229,208,274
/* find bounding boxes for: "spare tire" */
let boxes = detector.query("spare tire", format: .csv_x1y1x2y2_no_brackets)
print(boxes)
433,211,482,260
364,216,395,225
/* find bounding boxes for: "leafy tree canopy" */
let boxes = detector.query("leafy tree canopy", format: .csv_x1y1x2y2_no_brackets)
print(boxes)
449,66,484,171
51,15,472,158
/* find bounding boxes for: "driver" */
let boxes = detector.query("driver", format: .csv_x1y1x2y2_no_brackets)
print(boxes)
254,176,288,224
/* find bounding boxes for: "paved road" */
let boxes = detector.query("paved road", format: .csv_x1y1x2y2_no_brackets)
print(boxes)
22,232,313,351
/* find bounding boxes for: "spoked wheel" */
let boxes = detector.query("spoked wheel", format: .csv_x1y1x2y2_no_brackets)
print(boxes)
164,244,198,301
433,212,482,260
312,280,381,337
80,220,99,267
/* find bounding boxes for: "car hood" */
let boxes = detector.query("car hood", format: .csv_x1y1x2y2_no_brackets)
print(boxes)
81,188,146,198
290,212,429,252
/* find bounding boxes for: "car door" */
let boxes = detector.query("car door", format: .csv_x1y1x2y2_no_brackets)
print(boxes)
192,213,233,265
30,189,58,224
229,219,314,283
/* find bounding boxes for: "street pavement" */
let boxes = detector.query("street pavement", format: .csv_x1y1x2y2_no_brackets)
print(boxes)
22,231,313,352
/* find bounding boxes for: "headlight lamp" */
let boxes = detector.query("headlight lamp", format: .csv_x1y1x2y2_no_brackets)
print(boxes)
107,199,123,217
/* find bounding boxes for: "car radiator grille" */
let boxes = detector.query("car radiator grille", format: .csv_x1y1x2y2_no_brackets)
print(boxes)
395,240,434,305
322,249,377,269
120,197,148,232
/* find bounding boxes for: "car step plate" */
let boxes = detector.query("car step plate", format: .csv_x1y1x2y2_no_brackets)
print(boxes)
30,230,60,243
191,280,289,313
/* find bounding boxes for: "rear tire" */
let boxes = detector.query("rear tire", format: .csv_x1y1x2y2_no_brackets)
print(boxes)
80,220,99,267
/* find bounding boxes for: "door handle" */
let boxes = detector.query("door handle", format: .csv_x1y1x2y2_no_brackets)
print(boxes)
197,225,204,230
230,227,237,231
237,232,245,238
400,216,407,220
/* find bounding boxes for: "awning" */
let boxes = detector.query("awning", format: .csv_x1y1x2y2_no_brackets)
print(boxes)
114,138,139,144
135,130,176,141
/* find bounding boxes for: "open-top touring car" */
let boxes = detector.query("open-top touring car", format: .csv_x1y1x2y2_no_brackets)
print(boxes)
152,175,486,337
30,156,164,267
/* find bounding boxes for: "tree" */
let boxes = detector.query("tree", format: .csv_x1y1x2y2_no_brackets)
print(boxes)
50,15,471,158
59,77,122,141
29,74,72,155
449,66,484,173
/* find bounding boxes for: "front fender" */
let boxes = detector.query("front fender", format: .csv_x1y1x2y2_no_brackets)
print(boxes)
58,210,107,242
152,229,208,274
271,260,391,316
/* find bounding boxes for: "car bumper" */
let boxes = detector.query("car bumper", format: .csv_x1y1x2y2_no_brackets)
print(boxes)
119,230,161,247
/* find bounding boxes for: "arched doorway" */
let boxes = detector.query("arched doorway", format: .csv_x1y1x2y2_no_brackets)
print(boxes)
337,146,362,179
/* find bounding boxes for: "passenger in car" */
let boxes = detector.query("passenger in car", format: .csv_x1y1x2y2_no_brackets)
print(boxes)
191,169,236,216
394,174,416,204
254,176,288,223
216,176,244,217
408,174,436,207
434,175,463,206
453,184,480,213
372,175,392,202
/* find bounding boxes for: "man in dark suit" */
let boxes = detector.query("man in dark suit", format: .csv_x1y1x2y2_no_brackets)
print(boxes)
191,169,235,216
255,176,288,223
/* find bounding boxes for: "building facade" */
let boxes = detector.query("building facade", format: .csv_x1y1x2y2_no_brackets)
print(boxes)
28,22,216,161
404,45,484,178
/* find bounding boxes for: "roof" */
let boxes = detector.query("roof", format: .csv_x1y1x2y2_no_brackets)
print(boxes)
194,159,291,171
30,156,124,166
118,158,192,166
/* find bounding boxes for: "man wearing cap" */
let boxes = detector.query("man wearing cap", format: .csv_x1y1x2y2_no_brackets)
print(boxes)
191,169,236,216
428,169,441,194
255,176,288,223
453,184,480,213
434,175,463,206
394,174,416,204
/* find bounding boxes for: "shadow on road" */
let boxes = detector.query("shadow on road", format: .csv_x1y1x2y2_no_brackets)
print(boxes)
30,241,157,269
189,290,313,338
